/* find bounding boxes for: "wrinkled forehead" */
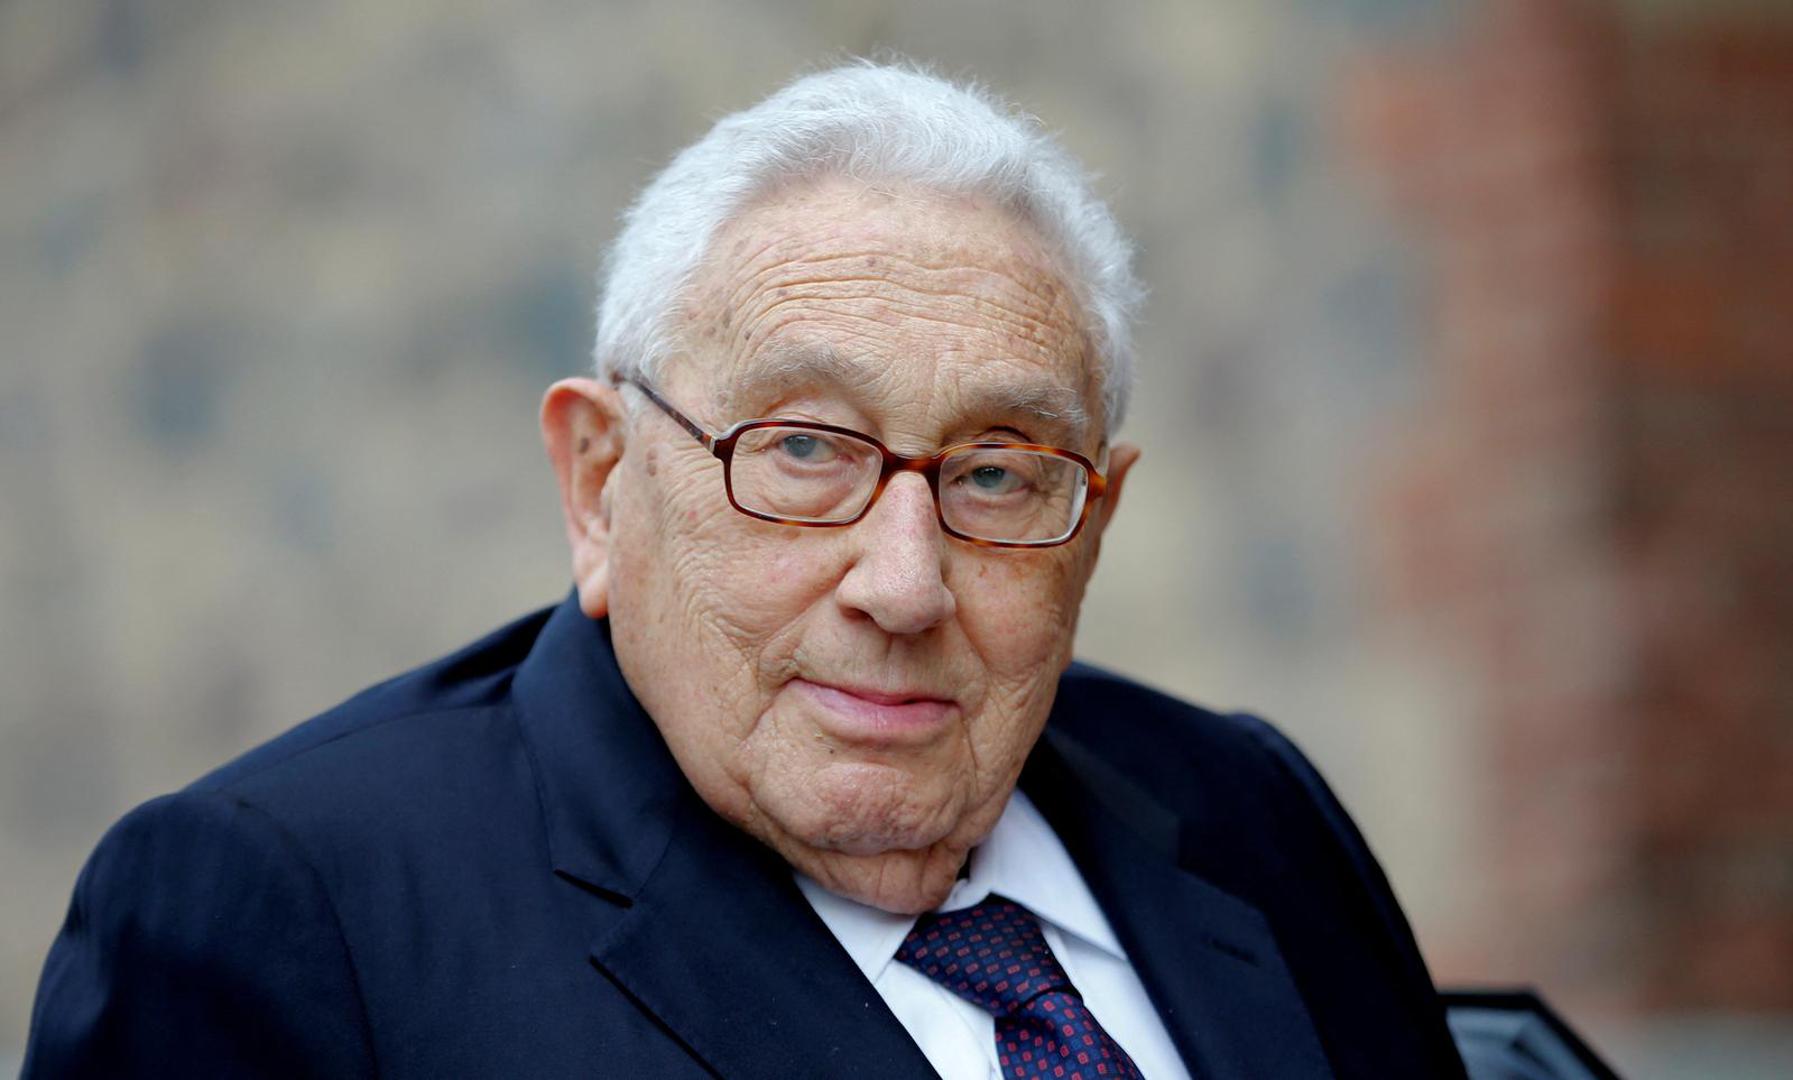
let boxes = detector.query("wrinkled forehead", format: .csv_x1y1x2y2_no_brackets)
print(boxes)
678,179,1107,447
722,340,1094,445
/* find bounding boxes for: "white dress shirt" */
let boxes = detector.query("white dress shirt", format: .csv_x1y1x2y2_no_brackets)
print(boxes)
796,790,1192,1080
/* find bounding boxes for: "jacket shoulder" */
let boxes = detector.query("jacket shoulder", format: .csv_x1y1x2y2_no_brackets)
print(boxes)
186,603,555,799
157,604,563,902
1053,660,1465,1078
1053,658,1399,903
1051,660,1302,799
25,789,378,1077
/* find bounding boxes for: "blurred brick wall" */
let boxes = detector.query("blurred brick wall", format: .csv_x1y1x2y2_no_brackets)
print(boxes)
1617,10,1793,1013
1350,0,1793,1017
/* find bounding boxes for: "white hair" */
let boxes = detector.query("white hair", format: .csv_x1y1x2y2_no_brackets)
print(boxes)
593,60,1144,433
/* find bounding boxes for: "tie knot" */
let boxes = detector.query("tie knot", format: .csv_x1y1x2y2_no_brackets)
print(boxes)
894,895,1073,1016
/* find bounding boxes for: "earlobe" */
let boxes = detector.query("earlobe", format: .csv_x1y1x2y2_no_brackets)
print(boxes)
574,556,611,619
541,378,627,619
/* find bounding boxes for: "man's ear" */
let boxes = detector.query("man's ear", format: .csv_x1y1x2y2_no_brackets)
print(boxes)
1088,441,1141,546
541,377,627,619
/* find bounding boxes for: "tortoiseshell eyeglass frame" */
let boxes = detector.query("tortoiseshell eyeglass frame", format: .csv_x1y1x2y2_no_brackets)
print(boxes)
613,374,1109,549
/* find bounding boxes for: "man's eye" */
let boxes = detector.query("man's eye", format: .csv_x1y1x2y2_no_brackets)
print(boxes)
966,464,1027,494
778,433,836,462
970,465,1011,490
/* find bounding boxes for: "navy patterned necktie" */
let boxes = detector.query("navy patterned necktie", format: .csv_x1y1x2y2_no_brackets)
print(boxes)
895,894,1146,1080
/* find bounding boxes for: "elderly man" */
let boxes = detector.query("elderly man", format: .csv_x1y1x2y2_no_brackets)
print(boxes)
26,64,1465,1078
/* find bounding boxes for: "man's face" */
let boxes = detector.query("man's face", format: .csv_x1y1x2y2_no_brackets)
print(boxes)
554,176,1136,913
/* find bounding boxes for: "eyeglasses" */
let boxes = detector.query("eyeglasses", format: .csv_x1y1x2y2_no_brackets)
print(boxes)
616,375,1109,548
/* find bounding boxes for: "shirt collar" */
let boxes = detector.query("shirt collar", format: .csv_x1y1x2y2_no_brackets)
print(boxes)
796,789,1129,985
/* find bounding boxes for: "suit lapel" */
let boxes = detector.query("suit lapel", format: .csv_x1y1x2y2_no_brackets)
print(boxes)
513,599,934,1078
586,795,938,1079
1024,732,1333,1079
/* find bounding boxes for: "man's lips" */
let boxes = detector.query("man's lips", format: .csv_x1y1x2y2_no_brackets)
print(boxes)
789,678,957,745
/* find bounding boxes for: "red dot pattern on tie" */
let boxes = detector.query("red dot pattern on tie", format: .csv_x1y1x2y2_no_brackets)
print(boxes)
895,895,1146,1080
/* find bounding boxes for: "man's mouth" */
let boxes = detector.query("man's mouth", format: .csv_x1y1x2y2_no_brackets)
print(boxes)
788,678,957,746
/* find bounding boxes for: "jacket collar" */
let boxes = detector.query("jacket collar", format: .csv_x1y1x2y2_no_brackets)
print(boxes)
511,596,939,1077
511,595,685,903
512,595,1329,1078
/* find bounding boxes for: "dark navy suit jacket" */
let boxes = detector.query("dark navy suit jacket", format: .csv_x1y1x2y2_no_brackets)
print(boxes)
25,596,1467,1078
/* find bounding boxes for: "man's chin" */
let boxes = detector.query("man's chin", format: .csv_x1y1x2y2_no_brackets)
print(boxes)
763,797,955,864
793,845,966,915
747,783,1002,913
770,759,960,847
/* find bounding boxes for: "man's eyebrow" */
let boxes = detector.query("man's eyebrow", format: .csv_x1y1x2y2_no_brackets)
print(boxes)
960,380,1091,442
722,342,1092,441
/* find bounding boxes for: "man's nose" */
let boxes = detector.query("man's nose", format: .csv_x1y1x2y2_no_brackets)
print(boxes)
834,473,957,635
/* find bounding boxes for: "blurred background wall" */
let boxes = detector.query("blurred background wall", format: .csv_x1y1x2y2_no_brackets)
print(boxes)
2,0,1788,1074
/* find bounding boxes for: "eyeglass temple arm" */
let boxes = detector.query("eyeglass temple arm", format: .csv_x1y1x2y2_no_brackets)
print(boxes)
612,373,716,450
